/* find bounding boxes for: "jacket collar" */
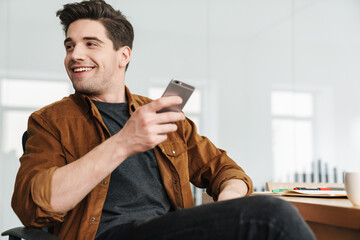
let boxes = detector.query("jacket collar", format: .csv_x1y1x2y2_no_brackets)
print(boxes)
72,86,138,116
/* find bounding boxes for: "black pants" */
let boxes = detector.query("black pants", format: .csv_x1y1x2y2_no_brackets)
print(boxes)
97,195,315,240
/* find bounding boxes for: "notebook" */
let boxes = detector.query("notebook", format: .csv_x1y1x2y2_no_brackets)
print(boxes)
280,189,347,198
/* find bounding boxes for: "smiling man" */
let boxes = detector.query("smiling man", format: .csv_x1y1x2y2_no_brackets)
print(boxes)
11,1,315,240
64,19,128,102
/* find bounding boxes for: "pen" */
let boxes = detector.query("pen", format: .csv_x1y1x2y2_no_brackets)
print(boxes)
294,187,345,191
272,187,345,193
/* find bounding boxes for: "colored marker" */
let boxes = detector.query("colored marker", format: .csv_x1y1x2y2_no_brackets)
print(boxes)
272,189,293,193
294,187,345,191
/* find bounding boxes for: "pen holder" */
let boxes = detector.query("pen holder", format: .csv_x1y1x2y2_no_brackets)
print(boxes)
344,172,360,207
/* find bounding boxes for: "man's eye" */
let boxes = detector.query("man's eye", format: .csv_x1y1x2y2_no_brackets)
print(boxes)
65,45,74,51
87,42,97,47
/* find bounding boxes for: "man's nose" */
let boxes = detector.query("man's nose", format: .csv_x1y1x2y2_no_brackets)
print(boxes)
71,44,86,61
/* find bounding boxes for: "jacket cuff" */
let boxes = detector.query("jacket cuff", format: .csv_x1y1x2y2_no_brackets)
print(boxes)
31,167,66,223
211,169,254,200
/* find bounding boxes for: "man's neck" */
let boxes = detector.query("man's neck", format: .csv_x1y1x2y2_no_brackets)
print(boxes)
89,86,126,103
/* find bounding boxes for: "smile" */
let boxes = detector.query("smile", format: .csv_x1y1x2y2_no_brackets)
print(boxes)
73,67,94,73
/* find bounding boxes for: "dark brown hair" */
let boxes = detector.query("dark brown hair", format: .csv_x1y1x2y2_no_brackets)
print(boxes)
56,0,134,51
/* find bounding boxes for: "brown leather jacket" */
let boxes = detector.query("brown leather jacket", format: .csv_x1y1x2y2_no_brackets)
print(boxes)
12,86,253,240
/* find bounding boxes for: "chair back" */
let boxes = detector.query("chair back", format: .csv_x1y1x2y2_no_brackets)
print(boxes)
22,131,28,152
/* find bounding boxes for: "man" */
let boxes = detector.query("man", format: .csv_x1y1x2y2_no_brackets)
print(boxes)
12,0,315,239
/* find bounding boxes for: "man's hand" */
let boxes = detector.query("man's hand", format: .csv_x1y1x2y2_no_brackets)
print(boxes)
217,179,248,201
115,96,185,157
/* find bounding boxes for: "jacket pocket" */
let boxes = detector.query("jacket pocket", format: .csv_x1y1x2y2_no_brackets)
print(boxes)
159,140,187,160
158,140,190,183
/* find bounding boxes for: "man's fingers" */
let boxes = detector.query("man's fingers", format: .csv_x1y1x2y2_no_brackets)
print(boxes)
149,96,183,112
134,123,176,148
154,122,178,135
137,96,185,124
156,111,185,124
119,97,185,155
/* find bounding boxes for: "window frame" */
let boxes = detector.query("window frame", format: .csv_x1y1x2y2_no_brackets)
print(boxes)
271,90,316,182
0,77,72,157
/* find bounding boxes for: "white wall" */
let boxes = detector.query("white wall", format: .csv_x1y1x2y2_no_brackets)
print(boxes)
1,0,360,236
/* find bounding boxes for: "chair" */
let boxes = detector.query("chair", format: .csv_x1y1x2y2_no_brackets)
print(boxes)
1,131,60,240
1,227,60,240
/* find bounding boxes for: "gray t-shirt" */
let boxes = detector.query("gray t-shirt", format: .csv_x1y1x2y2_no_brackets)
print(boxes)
93,100,172,238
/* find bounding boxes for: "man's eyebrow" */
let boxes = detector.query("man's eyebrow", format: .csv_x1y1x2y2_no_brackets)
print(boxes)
64,37,72,45
63,37,105,45
83,37,104,43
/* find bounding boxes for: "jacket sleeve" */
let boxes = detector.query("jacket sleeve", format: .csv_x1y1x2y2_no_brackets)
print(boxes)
11,112,66,227
183,117,254,200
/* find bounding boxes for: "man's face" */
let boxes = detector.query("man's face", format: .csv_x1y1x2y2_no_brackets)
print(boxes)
64,19,124,96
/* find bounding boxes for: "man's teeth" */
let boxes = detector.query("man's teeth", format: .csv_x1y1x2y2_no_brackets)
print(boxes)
73,67,93,73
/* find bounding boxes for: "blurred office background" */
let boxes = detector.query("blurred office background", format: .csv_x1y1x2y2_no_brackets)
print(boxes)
1,0,360,235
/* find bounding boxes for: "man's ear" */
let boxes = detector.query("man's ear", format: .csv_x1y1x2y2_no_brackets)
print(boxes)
118,46,131,68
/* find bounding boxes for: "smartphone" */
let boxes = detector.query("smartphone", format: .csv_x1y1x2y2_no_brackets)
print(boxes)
158,79,195,113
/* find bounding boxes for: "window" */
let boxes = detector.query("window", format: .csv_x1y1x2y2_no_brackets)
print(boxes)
1,79,71,108
271,91,314,182
0,78,71,157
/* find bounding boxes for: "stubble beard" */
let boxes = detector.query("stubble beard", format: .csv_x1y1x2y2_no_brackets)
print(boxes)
71,77,107,96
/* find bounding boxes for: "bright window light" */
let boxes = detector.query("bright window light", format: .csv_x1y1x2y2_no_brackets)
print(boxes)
1,78,71,108
271,91,313,117
3,110,32,157
272,119,313,181
271,90,314,182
